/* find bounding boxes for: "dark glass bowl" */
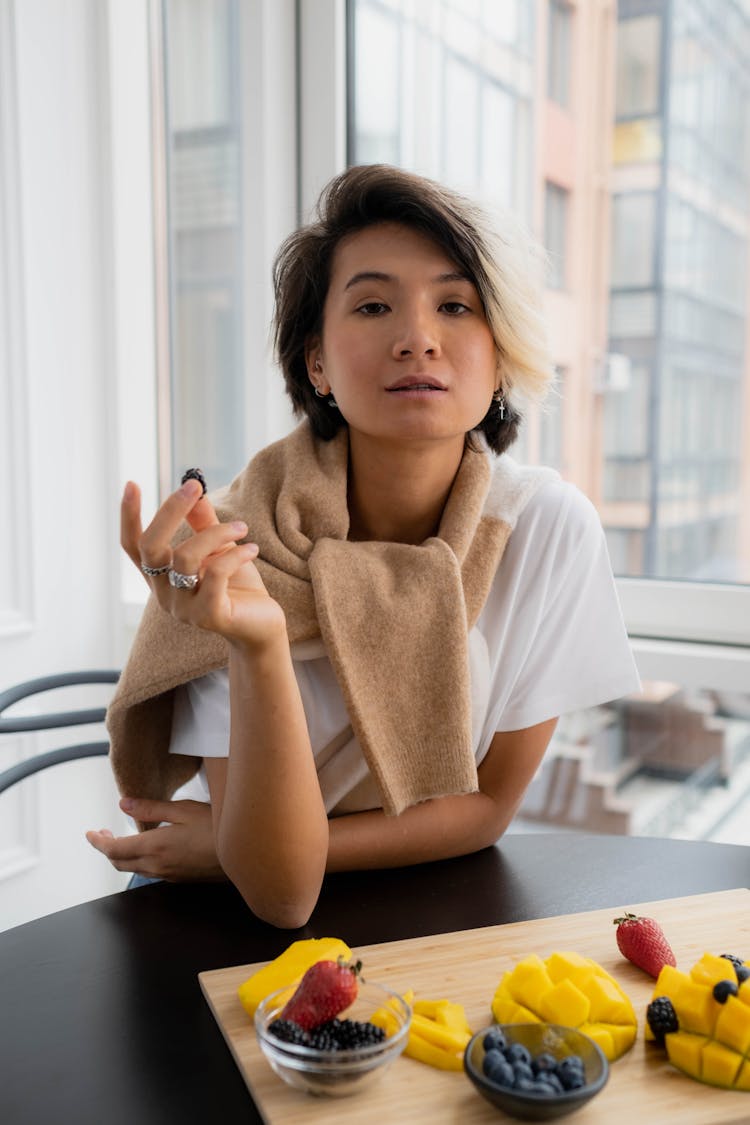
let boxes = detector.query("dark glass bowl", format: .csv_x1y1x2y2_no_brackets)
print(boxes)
464,1023,609,1121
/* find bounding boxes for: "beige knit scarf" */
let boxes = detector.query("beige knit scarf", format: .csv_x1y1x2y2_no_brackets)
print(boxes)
107,421,555,823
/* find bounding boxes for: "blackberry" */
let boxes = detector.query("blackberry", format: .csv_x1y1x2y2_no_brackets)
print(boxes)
328,1019,386,1049
268,1019,310,1046
713,979,739,1004
646,996,679,1043
180,467,207,496
307,1026,339,1051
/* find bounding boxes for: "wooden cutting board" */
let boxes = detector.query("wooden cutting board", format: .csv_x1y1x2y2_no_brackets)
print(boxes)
199,888,750,1123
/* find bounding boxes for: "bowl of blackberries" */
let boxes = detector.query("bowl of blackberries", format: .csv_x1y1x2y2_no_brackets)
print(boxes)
464,1023,609,1120
254,962,411,1097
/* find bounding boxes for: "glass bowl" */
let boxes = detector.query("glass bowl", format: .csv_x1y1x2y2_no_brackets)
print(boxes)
464,1023,609,1121
254,980,411,1097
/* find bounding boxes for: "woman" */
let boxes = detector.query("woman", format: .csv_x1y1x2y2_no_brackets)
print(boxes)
88,165,639,927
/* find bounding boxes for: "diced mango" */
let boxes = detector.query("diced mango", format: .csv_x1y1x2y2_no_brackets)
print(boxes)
649,953,750,1089
691,953,738,989
671,978,719,1037
701,1041,743,1088
237,937,351,1017
666,1031,704,1079
492,951,637,1061
546,951,593,984
735,1061,750,1091
578,1022,613,1058
538,978,591,1026
715,995,750,1056
507,956,554,1010
599,1022,637,1056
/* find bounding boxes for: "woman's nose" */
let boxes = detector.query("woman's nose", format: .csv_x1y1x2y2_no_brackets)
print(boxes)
392,308,441,358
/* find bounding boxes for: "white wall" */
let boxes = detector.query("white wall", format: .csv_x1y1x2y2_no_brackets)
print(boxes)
0,0,139,931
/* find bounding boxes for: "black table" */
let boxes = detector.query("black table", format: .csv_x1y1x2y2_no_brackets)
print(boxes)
1,833,748,1125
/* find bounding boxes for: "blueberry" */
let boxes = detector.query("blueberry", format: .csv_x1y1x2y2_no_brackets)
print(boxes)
738,966,750,984
483,1048,505,1077
505,1042,532,1067
533,1051,558,1074
483,1027,507,1052
543,1073,564,1094
484,1052,515,1088
514,1077,537,1092
557,1054,585,1074
713,979,739,1003
559,1069,586,1091
513,1061,534,1085
533,1080,559,1096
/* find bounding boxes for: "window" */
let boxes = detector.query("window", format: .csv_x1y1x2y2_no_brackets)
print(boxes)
610,193,656,289
347,0,534,220
547,0,571,108
544,181,568,290
616,14,660,119
161,0,245,487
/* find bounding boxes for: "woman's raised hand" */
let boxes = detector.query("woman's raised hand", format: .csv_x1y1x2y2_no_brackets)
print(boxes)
120,478,286,647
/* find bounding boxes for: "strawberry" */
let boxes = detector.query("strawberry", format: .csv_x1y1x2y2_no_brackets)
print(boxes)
613,911,677,978
279,958,362,1030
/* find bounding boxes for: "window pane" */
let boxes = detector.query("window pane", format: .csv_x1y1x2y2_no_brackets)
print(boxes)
163,0,245,487
348,0,534,220
515,683,750,845
547,0,571,107
616,14,661,118
544,181,568,289
347,0,750,590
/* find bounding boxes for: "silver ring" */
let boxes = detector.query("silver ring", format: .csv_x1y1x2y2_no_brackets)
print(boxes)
141,562,171,577
168,568,200,590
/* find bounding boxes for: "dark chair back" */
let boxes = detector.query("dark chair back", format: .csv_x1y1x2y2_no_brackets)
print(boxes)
0,671,120,794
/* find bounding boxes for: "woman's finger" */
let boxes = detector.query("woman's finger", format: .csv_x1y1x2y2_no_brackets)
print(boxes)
120,481,145,572
138,478,207,568
171,521,248,578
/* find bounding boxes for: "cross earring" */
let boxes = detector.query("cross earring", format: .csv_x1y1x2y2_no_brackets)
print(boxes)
492,389,506,420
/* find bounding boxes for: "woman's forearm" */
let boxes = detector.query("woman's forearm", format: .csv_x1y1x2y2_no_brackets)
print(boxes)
214,633,329,927
326,718,558,873
326,790,505,873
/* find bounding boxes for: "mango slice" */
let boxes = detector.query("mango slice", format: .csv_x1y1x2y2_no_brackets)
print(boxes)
388,993,472,1071
647,952,750,1090
237,937,351,1017
491,952,637,1061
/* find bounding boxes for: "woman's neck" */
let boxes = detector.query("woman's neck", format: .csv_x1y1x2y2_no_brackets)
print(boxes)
346,433,465,544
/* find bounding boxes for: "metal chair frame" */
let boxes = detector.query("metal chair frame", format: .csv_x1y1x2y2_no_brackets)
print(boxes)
0,671,120,794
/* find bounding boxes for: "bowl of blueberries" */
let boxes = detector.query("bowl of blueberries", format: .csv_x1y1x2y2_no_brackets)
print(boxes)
463,1023,609,1120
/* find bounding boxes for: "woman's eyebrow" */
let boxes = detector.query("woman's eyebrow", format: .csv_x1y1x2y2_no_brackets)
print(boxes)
343,269,471,290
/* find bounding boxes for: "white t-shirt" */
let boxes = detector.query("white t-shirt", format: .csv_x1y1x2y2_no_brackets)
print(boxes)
168,478,640,813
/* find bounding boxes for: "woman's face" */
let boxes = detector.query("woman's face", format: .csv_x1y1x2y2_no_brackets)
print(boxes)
308,222,498,451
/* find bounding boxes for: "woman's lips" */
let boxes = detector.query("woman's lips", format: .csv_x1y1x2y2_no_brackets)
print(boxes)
385,377,448,394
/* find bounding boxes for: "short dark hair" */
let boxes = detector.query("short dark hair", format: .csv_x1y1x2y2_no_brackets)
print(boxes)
273,164,552,453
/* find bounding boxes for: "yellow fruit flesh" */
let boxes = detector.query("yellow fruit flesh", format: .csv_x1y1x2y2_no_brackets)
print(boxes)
649,952,750,1089
492,952,637,1062
237,937,352,1017
381,993,472,1071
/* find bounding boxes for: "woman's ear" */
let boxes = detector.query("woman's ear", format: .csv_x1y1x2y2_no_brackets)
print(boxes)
304,338,321,378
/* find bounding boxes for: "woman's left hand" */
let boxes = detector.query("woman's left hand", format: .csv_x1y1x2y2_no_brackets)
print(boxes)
86,797,224,882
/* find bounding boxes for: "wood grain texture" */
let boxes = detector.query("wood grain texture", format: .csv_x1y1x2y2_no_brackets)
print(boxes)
199,888,750,1124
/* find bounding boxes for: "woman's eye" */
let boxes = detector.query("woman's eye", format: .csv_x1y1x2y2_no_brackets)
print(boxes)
440,301,470,315
356,302,389,316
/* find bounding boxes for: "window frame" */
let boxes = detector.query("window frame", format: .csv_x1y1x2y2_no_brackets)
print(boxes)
308,0,750,684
